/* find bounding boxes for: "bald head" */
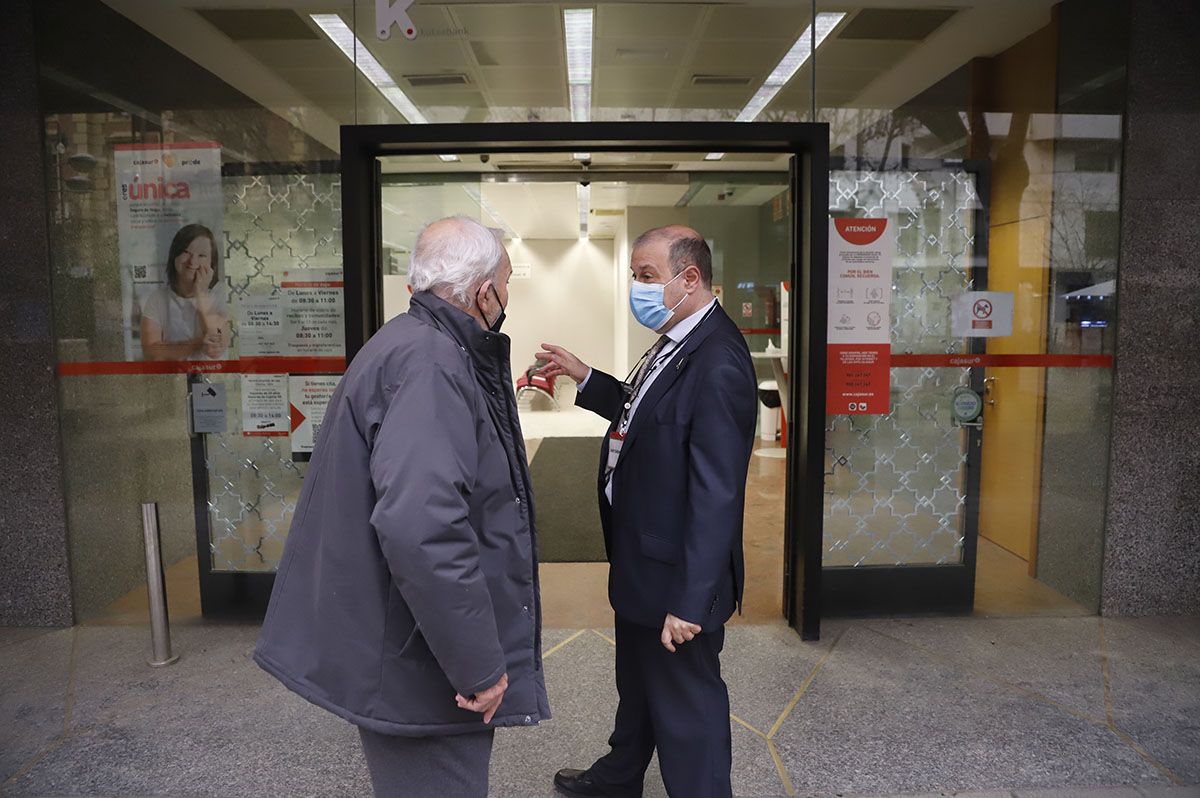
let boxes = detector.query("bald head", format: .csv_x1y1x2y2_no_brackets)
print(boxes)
631,225,712,288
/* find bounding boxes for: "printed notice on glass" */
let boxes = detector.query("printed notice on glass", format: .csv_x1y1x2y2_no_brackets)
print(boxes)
190,382,227,434
241,374,289,436
282,270,345,358
238,296,285,357
951,291,1014,338
114,141,224,362
289,375,340,460
827,218,894,415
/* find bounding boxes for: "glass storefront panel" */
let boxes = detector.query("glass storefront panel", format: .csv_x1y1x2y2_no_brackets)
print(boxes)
814,0,1128,612
35,0,351,617
200,168,341,573
34,0,1126,620
825,166,982,567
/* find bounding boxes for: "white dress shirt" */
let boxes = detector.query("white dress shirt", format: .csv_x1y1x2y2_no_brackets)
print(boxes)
579,298,718,504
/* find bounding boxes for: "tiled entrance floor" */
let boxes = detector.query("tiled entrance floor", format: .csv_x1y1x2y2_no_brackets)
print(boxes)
2,615,1197,797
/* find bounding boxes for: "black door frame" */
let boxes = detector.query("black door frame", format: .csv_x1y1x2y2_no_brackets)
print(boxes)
341,122,829,639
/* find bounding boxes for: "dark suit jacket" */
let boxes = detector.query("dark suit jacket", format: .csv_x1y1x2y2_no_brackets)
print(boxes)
576,302,758,631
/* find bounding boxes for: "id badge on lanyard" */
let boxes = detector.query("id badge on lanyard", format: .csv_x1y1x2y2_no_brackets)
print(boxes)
606,430,625,475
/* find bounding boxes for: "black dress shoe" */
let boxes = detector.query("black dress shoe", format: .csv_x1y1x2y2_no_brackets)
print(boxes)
553,768,617,796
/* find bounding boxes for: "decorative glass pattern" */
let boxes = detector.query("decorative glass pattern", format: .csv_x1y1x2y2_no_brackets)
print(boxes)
824,169,981,567
202,172,342,572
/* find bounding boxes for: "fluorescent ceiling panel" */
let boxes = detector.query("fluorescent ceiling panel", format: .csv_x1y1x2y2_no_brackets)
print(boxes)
736,12,845,122
564,9,594,122
707,12,845,160
577,183,590,239
310,13,458,162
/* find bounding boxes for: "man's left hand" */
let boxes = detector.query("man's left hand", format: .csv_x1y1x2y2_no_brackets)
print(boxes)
660,614,702,652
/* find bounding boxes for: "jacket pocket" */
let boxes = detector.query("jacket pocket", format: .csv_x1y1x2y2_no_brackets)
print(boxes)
397,623,428,660
639,532,680,564
385,589,431,661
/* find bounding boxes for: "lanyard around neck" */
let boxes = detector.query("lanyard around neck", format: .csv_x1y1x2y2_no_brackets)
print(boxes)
618,300,717,428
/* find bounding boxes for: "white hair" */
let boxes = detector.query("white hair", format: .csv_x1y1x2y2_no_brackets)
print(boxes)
409,216,505,305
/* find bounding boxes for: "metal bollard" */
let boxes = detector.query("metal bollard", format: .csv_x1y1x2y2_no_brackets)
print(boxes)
141,502,180,667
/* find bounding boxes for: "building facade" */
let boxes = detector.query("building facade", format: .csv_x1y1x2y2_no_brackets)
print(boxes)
2,0,1197,629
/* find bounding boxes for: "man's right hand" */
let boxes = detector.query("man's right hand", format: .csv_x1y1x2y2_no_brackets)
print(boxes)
455,673,508,724
538,343,589,384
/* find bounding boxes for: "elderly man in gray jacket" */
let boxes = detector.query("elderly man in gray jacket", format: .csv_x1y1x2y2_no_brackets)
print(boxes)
254,215,548,797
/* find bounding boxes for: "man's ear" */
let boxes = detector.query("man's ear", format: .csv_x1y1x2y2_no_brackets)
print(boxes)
475,279,492,305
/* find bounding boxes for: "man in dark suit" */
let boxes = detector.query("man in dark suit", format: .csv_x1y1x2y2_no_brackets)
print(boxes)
539,225,757,797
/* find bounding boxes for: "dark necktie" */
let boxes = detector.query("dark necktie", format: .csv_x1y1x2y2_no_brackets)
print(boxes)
620,335,671,429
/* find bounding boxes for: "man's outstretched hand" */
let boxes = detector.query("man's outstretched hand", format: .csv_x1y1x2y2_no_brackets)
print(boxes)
455,673,509,724
538,343,589,384
661,614,702,653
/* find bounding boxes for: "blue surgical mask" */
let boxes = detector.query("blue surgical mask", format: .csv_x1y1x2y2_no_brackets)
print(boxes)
629,271,686,331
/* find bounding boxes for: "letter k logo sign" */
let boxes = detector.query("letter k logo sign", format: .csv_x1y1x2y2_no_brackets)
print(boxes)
376,0,416,40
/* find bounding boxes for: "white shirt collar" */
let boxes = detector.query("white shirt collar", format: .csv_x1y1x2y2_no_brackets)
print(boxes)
666,297,717,343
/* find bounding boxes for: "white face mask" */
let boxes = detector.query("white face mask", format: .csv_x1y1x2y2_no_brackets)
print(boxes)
629,271,686,331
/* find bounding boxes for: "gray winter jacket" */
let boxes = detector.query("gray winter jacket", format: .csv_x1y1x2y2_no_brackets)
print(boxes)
254,291,549,736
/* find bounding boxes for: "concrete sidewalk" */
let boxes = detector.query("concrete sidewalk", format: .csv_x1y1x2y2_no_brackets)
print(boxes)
1,615,1197,797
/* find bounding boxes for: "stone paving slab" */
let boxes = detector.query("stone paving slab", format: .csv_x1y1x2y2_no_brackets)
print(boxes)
0,628,73,783
772,625,1165,795
0,618,1196,797
1102,617,1200,784
857,617,1109,721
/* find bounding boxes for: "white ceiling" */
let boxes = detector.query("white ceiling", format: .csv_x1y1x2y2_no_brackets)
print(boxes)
102,0,1058,156
380,168,788,244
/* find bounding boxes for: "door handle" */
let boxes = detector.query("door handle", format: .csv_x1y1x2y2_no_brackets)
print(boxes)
983,376,997,406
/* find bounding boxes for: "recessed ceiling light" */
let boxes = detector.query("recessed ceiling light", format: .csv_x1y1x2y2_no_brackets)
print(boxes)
563,9,594,123
577,183,590,239
706,12,845,160
310,13,458,162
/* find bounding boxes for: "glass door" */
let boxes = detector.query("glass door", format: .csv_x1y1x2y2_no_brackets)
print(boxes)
190,162,344,617
374,153,799,631
821,159,988,614
339,122,829,639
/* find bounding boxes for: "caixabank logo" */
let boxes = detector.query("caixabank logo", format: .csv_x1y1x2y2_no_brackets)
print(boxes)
376,0,417,40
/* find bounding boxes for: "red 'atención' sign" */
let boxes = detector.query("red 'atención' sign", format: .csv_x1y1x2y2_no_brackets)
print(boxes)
834,217,888,246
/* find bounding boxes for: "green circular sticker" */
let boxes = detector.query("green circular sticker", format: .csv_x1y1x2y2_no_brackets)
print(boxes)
951,386,983,423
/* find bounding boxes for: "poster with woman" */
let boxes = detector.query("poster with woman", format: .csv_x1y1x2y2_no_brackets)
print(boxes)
115,141,226,361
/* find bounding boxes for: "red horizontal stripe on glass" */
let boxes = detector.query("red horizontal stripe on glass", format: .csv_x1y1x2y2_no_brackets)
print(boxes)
113,141,221,151
57,357,346,377
890,354,1113,368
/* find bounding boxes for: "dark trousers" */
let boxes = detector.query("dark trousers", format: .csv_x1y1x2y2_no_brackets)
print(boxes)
357,727,494,798
588,615,732,798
